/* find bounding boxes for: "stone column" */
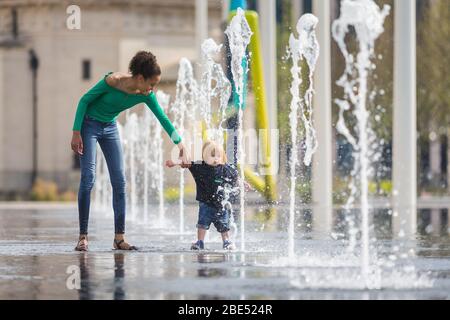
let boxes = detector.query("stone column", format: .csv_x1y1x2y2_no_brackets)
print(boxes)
430,209,441,236
312,0,333,235
222,0,229,22
448,131,450,234
0,49,3,191
257,0,277,134
195,0,208,67
429,129,442,235
291,0,304,30
393,0,417,237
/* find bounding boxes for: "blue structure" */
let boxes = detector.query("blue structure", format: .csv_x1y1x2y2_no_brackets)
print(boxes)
230,0,247,11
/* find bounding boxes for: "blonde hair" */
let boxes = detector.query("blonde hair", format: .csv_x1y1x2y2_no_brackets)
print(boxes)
202,140,227,164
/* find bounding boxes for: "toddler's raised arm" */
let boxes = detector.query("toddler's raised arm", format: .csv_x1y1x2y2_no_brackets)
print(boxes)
165,159,192,168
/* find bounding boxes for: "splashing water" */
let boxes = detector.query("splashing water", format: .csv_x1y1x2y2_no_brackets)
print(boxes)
332,0,390,288
287,13,320,259
142,106,151,224
198,39,232,145
125,113,139,221
225,8,253,251
155,91,170,225
170,39,231,233
197,39,236,238
94,44,231,232
93,93,168,226
197,39,235,238
199,42,222,133
139,100,166,225
171,58,198,233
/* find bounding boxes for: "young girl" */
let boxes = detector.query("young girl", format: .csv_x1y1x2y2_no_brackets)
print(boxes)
166,141,239,250
71,51,187,251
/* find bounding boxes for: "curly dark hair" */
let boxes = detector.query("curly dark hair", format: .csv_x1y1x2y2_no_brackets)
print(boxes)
129,51,161,79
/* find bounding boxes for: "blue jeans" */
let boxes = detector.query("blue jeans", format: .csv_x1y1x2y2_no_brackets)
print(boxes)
197,202,231,233
78,115,126,235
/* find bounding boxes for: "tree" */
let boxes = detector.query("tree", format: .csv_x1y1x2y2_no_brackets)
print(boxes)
417,0,450,194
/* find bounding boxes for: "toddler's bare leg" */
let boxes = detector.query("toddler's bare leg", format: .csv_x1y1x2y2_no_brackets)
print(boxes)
221,231,229,242
197,228,207,241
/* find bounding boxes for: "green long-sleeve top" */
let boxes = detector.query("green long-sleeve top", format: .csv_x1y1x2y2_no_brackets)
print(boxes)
72,72,181,144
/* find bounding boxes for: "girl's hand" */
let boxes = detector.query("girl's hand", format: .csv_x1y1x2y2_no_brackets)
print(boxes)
177,142,190,164
180,163,192,169
71,131,83,155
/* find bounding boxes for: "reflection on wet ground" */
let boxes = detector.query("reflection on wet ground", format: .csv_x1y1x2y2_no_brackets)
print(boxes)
0,205,449,299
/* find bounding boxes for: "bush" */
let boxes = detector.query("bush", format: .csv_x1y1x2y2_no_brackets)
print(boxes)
332,176,392,205
30,178,59,201
368,180,392,196
164,185,196,203
296,180,312,204
30,178,77,201
59,190,77,202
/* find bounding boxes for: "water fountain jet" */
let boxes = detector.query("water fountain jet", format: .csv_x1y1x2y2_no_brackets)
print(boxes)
287,13,320,260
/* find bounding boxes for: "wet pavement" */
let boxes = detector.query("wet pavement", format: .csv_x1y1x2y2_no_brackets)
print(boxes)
0,205,449,299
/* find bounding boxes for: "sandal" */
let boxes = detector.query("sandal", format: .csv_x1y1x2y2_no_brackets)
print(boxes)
75,236,88,251
113,239,137,251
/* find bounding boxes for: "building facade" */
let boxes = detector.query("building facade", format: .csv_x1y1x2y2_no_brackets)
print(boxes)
0,0,224,196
